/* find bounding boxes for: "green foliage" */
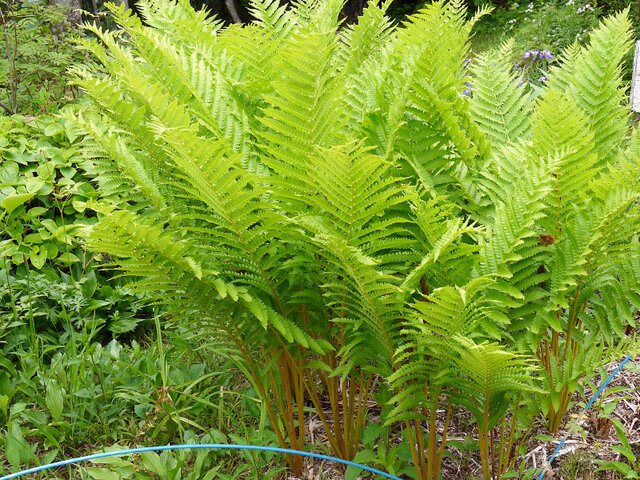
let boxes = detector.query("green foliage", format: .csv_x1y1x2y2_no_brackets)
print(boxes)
68,1,640,479
0,115,151,337
513,1,601,53
471,8,640,437
595,418,639,478
473,0,601,57
0,115,96,268
0,1,87,115
76,428,285,480
0,314,270,477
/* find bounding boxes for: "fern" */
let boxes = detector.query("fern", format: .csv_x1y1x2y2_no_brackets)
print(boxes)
70,1,640,477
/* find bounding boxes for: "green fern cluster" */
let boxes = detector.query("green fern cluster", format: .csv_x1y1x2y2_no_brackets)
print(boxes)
69,1,640,478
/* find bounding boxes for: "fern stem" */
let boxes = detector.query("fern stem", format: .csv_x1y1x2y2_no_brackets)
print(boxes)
497,421,505,479
302,368,343,456
294,357,306,453
332,374,346,458
341,377,349,458
478,428,490,480
551,329,559,357
490,428,496,480
499,392,522,477
227,333,289,469
345,378,356,459
436,403,452,473
404,420,425,480
478,399,491,480
508,419,536,473
277,352,301,470
352,373,373,457
426,389,441,480
562,283,583,360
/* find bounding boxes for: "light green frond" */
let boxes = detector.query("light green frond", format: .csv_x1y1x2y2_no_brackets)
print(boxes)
410,279,499,341
531,90,598,236
336,0,395,76
546,42,581,93
549,10,632,166
469,41,532,151
215,24,281,99
453,338,538,430
135,0,223,48
395,0,488,159
83,208,241,316
387,278,506,424
249,0,297,38
476,165,553,328
294,216,403,373
257,31,344,209
292,0,344,33
309,143,408,251
545,192,640,331
478,174,550,279
403,194,480,294
82,124,166,210
83,208,331,354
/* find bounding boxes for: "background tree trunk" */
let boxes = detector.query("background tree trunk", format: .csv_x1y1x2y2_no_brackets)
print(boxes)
49,0,83,26
225,0,241,23
113,0,130,11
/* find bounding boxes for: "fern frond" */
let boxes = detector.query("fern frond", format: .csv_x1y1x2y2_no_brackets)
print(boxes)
387,277,505,424
292,0,344,33
546,41,581,93
531,89,598,237
453,338,538,430
393,0,489,164
403,193,480,294
136,0,223,47
249,0,297,38
257,31,344,210
336,0,395,76
469,41,532,151
549,10,632,166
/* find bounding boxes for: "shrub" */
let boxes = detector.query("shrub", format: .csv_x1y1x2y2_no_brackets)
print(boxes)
472,1,601,62
70,1,640,479
511,0,601,54
0,1,86,115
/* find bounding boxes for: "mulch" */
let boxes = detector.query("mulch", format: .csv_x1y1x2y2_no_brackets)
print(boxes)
287,357,640,479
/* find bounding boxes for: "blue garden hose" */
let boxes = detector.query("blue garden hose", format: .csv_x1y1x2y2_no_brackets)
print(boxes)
0,444,403,480
535,353,633,480
1,354,632,480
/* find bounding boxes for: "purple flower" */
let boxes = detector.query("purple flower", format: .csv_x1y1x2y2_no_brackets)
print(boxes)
463,89,472,96
517,80,523,87
523,51,532,59
514,65,519,70
542,49,553,59
538,75,547,82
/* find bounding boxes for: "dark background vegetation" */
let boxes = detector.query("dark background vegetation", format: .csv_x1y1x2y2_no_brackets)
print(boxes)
95,0,640,25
